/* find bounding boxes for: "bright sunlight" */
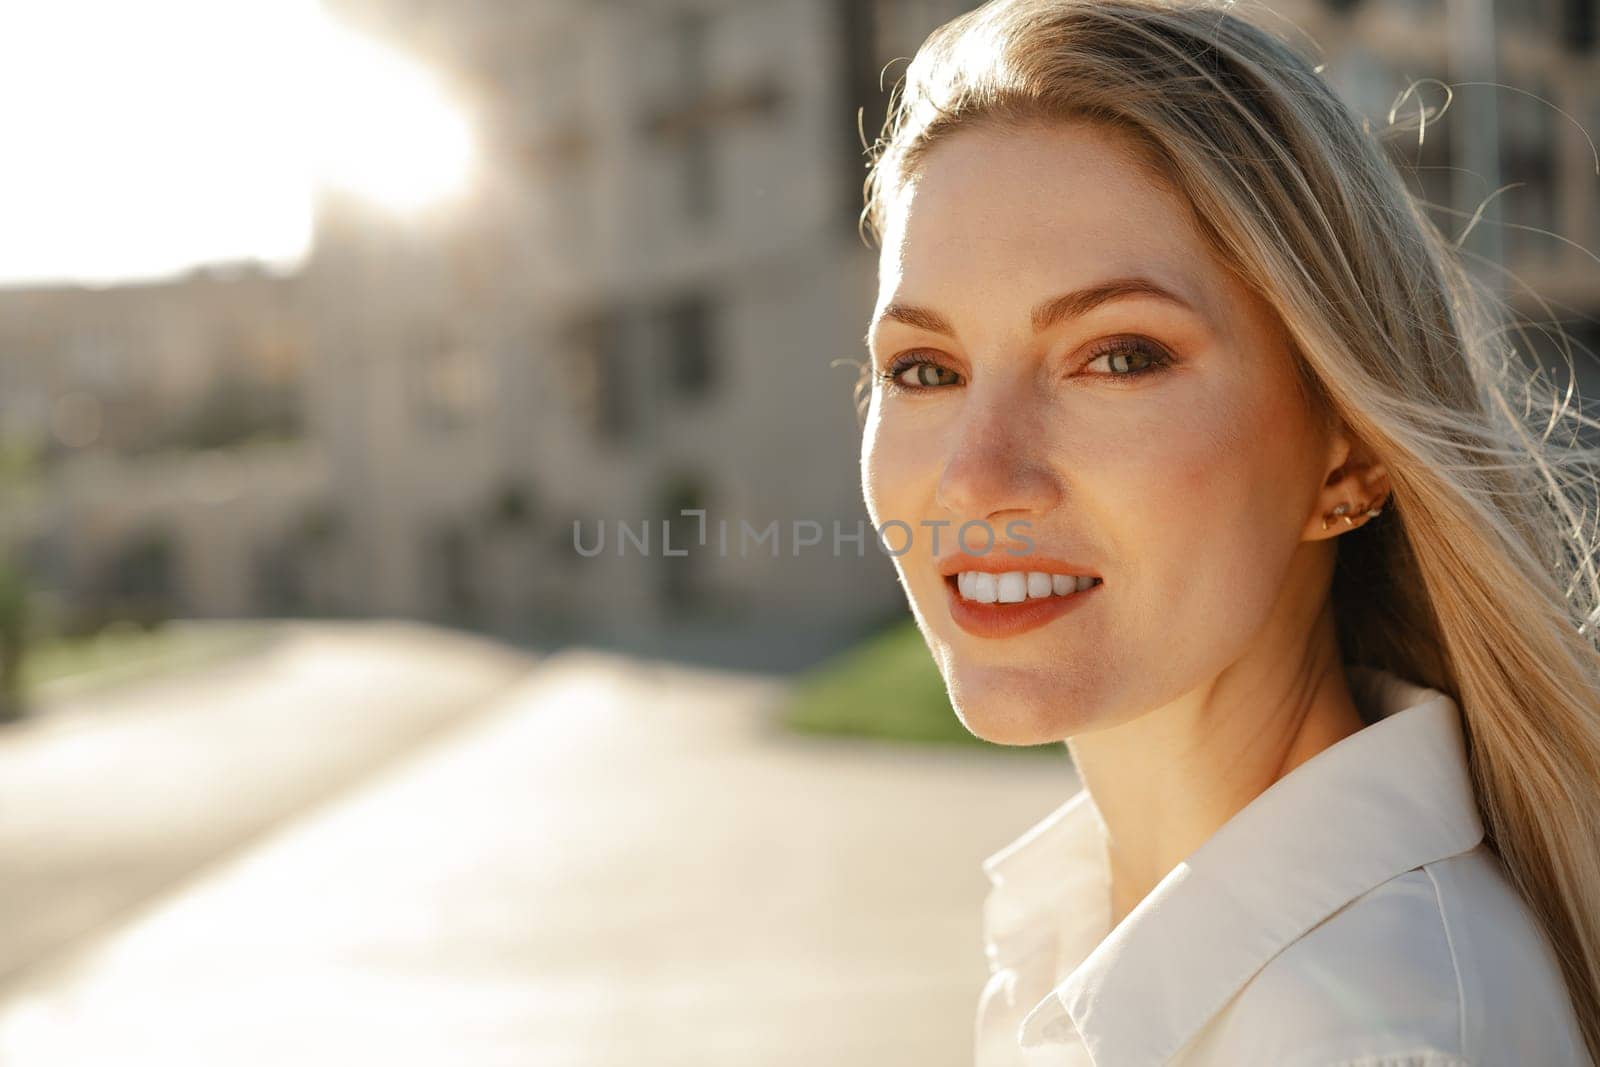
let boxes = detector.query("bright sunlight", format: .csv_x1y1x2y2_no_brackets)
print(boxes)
0,0,476,289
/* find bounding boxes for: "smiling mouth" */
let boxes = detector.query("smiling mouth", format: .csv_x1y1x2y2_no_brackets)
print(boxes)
942,571,1103,639
948,570,1102,603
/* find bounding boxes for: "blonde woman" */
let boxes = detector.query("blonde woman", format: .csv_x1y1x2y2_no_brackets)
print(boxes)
855,1,1600,1064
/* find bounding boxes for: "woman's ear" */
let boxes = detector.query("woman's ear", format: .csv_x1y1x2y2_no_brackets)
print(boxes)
1307,430,1391,540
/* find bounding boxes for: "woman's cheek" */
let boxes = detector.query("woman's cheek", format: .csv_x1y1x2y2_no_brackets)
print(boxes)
1080,395,1225,522
860,414,920,529
1161,389,1250,501
864,425,915,534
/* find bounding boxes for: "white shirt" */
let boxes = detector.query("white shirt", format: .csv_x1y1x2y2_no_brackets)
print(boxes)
975,665,1592,1066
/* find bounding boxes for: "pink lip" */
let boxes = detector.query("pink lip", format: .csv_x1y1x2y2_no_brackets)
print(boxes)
943,573,1102,638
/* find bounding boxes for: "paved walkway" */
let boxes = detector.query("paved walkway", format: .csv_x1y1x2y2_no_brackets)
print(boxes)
0,620,535,991
0,645,1075,1066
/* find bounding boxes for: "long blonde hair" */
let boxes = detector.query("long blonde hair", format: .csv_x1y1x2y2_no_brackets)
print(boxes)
859,0,1600,1056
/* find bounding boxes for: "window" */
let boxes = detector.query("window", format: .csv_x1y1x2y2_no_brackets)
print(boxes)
1497,78,1560,265
674,11,714,222
1500,0,1557,32
637,9,786,228
426,521,478,626
565,294,717,442
656,471,709,614
660,294,716,399
837,1,984,227
1564,0,1597,49
565,309,634,444
410,343,487,434
636,10,716,223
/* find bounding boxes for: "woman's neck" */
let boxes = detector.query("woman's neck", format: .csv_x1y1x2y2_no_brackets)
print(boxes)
1067,605,1369,929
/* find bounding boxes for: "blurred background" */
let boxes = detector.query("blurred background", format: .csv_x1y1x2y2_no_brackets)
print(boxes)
0,0,1594,1064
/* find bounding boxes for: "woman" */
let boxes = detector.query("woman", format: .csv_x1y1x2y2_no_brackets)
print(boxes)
854,1,1600,1064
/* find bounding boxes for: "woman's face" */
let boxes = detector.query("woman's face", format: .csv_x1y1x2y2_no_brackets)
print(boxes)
861,120,1340,746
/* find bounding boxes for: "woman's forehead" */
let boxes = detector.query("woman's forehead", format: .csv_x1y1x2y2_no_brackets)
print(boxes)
872,125,1286,356
882,123,1204,268
877,191,1225,336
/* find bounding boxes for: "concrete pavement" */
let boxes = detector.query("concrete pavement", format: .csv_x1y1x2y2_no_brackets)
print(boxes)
0,620,536,992
0,644,1076,1067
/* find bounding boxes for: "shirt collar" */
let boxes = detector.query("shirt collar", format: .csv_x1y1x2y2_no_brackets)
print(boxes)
979,665,1486,1066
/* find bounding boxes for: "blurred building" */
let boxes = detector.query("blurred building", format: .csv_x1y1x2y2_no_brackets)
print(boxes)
0,0,1595,667
0,266,334,631
292,0,932,664
1300,0,1600,369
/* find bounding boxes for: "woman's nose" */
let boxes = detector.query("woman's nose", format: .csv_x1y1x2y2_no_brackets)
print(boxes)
933,399,1063,521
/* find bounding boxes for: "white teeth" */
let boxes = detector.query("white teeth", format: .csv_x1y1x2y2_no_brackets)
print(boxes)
955,571,1100,602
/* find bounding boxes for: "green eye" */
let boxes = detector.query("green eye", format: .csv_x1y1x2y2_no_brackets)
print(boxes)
879,354,961,392
1084,338,1173,379
903,363,959,387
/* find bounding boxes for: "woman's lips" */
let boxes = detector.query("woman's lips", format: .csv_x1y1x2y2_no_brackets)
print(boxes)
943,573,1102,638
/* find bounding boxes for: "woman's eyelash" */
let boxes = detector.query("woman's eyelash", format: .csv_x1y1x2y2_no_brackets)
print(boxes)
877,355,959,390
876,337,1174,393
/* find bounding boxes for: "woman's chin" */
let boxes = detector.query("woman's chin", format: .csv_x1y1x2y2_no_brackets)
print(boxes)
961,719,1065,747
944,667,1104,746
953,700,1078,747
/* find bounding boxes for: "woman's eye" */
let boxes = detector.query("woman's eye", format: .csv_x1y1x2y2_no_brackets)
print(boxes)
902,363,960,388
1083,338,1173,379
879,356,961,391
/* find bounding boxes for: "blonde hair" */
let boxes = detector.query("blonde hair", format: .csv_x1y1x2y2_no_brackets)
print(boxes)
858,0,1600,1056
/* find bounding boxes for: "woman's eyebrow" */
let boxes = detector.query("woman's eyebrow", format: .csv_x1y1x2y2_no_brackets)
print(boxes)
866,275,1198,345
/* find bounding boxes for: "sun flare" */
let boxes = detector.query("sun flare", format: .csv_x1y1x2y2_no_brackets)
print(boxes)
0,0,476,288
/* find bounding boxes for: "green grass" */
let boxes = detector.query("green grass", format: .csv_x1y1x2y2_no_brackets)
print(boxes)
781,618,1061,752
22,620,280,700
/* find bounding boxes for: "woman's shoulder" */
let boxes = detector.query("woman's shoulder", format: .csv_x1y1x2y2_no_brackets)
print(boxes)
1176,844,1591,1066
